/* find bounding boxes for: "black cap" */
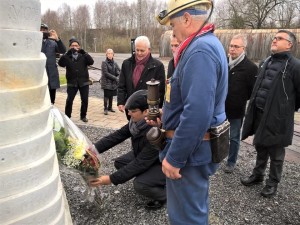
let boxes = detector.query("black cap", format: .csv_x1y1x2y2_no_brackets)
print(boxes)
69,37,80,47
125,90,148,111
41,23,48,30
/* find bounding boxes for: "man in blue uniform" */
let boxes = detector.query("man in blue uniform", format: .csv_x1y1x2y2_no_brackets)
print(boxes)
156,0,228,224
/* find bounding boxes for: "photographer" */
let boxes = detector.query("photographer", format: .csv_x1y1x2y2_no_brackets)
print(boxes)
40,23,66,104
58,38,94,122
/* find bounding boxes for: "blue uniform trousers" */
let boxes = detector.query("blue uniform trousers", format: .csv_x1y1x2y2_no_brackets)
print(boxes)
167,163,219,225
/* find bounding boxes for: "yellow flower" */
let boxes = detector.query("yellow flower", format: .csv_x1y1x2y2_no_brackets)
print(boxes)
73,141,86,160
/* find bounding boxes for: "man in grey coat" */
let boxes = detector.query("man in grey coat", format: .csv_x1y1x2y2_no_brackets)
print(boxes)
41,23,66,104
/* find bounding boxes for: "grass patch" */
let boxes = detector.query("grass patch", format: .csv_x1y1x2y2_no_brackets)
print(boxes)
59,74,67,85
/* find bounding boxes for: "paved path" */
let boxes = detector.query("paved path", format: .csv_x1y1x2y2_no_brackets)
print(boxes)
55,92,128,130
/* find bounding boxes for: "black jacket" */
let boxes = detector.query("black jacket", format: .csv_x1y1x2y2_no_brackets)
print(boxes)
58,49,94,87
100,58,120,90
225,56,258,119
94,123,160,185
242,52,300,147
41,38,66,89
117,54,166,107
167,57,175,79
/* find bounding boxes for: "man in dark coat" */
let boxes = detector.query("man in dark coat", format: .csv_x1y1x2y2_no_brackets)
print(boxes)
117,36,165,120
90,90,166,210
241,30,300,197
223,34,258,173
41,23,66,104
58,38,94,122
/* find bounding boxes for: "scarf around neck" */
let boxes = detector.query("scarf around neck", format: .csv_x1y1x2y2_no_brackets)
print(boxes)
228,51,245,70
129,118,149,137
174,23,215,67
133,53,150,88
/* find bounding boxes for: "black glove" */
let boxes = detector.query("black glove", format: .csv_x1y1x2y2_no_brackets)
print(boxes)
78,49,86,55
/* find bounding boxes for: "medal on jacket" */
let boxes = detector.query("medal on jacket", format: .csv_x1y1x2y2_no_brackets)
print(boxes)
166,79,171,103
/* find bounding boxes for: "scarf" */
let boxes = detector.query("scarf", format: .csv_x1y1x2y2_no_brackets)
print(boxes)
174,23,215,67
72,52,78,61
129,118,149,137
228,52,245,70
132,53,150,88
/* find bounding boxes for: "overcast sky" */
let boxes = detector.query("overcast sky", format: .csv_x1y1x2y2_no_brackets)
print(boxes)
41,0,139,14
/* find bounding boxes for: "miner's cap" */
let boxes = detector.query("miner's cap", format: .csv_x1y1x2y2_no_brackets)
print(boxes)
156,0,212,25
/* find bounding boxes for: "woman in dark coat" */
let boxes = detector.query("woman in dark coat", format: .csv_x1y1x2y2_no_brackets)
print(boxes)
101,49,120,115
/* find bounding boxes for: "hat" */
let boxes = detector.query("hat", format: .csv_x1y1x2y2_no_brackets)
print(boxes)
125,90,148,111
40,23,48,30
156,0,212,25
69,38,80,47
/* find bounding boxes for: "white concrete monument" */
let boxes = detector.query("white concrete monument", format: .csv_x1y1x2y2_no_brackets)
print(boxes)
0,0,72,224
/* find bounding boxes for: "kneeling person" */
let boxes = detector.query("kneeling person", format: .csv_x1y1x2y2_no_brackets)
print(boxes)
90,90,166,209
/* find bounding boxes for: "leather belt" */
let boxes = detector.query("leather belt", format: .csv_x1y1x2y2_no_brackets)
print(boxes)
165,130,210,141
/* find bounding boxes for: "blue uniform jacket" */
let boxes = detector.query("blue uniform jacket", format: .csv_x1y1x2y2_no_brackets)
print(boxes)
161,32,228,168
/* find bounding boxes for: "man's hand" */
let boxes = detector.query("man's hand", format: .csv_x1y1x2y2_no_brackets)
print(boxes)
89,175,111,187
118,105,125,112
49,29,59,41
145,109,163,127
162,158,182,180
145,116,162,128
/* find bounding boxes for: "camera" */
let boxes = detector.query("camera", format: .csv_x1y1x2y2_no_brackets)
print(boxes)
43,32,50,39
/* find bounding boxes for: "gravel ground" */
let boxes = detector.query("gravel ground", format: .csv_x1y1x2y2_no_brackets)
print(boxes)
59,83,300,225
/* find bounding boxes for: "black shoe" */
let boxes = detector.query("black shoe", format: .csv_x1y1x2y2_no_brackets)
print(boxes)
144,200,165,210
108,108,116,112
81,117,88,123
104,109,108,115
240,175,264,186
261,185,277,198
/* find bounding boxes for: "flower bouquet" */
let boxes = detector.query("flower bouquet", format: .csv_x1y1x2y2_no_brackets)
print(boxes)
51,106,101,206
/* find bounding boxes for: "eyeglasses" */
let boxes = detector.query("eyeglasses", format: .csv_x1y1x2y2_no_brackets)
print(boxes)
272,36,291,43
229,45,244,49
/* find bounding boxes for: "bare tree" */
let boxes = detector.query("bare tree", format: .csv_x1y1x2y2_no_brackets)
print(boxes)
58,3,72,30
72,5,92,50
214,0,287,29
42,9,62,33
270,0,300,28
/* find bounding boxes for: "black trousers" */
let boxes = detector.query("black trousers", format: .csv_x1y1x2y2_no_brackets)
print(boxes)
49,87,56,104
104,97,113,110
253,145,285,187
114,151,166,201
65,85,89,119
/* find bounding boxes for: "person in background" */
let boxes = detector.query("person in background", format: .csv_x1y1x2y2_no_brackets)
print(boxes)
223,34,258,173
90,90,166,210
101,49,120,115
156,0,228,224
167,34,180,79
117,36,165,120
58,38,94,123
40,23,66,104
240,30,300,197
